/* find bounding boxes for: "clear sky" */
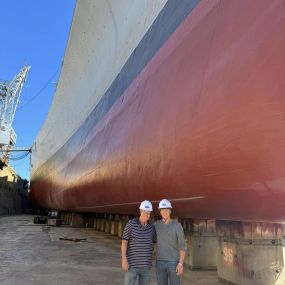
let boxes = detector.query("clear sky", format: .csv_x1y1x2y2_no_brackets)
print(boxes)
0,0,76,181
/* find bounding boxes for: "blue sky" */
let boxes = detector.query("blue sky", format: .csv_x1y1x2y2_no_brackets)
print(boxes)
0,1,76,180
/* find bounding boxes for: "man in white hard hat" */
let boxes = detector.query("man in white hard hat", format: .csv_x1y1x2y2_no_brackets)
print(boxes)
121,200,156,285
155,199,186,285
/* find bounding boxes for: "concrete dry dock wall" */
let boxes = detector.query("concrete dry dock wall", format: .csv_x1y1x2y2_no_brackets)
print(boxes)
0,166,28,215
0,186,26,215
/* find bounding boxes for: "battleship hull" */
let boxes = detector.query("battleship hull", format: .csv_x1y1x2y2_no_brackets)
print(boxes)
31,0,285,222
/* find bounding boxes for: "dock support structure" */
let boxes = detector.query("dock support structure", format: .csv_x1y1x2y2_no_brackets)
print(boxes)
118,215,129,238
61,212,72,225
182,219,217,270
70,212,84,227
111,215,119,236
61,211,132,237
60,211,84,227
216,220,285,285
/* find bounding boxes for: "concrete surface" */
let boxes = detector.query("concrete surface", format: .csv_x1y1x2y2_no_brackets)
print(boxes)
0,165,28,215
0,215,221,285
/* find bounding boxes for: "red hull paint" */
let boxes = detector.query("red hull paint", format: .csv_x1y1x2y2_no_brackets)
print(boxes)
31,1,285,222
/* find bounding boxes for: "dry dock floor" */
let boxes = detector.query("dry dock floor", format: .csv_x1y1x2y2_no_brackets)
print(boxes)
0,215,221,285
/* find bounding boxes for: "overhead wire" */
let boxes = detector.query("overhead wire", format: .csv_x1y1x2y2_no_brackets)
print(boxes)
8,150,30,161
17,64,61,110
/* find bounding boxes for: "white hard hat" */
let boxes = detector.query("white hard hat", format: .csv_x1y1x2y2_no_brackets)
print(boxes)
139,200,153,212
158,199,172,209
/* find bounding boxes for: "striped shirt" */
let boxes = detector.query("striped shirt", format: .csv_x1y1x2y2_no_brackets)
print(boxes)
122,218,156,268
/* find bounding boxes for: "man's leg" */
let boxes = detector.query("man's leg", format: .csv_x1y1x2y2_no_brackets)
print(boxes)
138,267,151,285
156,260,168,285
124,267,138,285
167,261,180,285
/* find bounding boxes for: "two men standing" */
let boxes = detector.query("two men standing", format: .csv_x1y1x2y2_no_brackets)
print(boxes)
121,199,186,285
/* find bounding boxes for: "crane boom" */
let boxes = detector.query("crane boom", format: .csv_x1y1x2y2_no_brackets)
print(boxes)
0,66,30,147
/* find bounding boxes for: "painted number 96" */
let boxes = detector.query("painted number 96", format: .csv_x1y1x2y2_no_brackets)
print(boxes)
223,246,233,264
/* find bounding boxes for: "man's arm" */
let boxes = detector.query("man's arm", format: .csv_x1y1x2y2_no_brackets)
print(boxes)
176,223,187,275
121,239,129,272
176,250,186,275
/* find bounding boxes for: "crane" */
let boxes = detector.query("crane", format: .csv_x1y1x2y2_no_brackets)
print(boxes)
0,66,30,146
0,66,31,163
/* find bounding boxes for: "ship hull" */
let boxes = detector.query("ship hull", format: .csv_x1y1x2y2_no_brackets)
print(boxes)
31,0,285,222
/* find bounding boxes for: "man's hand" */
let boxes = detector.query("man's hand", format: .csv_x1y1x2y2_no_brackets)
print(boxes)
122,258,129,272
121,240,129,272
176,263,183,275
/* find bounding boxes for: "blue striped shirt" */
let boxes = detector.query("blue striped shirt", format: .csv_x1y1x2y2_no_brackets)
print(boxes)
122,218,156,268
